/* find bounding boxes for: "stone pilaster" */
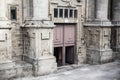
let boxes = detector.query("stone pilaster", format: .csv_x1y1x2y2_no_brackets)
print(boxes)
86,0,96,21
84,0,113,64
95,0,109,20
32,0,49,20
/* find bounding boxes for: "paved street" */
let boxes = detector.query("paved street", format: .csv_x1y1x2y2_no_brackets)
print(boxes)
15,60,120,80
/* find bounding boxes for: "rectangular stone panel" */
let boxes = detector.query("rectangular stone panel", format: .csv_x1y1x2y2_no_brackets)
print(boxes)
0,32,5,41
41,32,50,40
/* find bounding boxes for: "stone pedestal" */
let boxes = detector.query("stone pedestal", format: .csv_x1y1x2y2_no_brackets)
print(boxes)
0,27,16,79
22,20,57,76
85,26,113,64
32,56,57,76
0,28,13,61
87,49,112,64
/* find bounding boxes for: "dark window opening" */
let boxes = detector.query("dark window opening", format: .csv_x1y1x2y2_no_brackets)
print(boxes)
64,9,68,18
109,0,113,20
74,10,77,18
54,8,58,18
11,7,17,20
70,9,73,18
59,9,63,18
77,0,81,3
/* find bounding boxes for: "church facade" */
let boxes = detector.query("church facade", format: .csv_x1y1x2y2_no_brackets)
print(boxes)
0,0,119,79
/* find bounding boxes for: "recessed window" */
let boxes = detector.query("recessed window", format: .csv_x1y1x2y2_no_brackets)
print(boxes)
54,7,78,19
64,9,68,18
11,7,17,20
70,9,73,18
74,10,77,18
54,8,58,18
59,9,63,18
77,0,81,3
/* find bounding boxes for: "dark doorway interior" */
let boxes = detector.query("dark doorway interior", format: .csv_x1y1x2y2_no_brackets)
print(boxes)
54,47,62,66
54,24,76,66
111,28,117,51
65,46,74,65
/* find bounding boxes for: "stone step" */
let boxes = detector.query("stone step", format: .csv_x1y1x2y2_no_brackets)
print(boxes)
56,64,89,73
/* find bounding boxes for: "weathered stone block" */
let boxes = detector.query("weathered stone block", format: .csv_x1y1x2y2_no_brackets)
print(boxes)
87,49,113,64
33,56,57,76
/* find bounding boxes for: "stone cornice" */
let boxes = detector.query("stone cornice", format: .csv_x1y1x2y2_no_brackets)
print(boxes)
21,20,55,28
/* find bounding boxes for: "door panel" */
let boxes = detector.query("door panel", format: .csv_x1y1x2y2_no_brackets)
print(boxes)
54,24,75,46
64,25,75,44
54,25,63,45
54,24,76,66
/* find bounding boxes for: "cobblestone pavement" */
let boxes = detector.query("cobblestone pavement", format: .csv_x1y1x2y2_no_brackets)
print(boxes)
15,60,120,80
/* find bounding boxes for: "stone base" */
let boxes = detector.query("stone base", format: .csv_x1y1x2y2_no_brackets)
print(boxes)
114,47,120,60
87,49,113,64
23,55,57,76
0,61,32,80
33,56,57,76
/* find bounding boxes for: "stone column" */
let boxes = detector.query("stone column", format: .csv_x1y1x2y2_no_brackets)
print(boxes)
0,0,10,25
86,0,96,21
95,0,109,20
112,0,120,21
22,0,57,76
0,0,7,19
85,0,113,64
32,0,49,20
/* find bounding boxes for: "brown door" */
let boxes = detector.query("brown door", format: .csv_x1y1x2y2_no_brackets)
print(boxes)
54,24,76,66
64,25,75,45
54,25,63,46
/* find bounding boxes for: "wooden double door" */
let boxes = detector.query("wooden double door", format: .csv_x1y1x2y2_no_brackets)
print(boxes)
54,24,76,66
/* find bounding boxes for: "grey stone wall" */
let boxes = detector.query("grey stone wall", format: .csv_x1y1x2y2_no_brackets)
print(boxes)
84,26,113,64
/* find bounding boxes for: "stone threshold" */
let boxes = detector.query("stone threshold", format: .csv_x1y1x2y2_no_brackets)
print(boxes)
56,64,90,73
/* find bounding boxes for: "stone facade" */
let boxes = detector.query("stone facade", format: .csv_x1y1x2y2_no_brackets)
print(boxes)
84,0,120,64
0,0,119,79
